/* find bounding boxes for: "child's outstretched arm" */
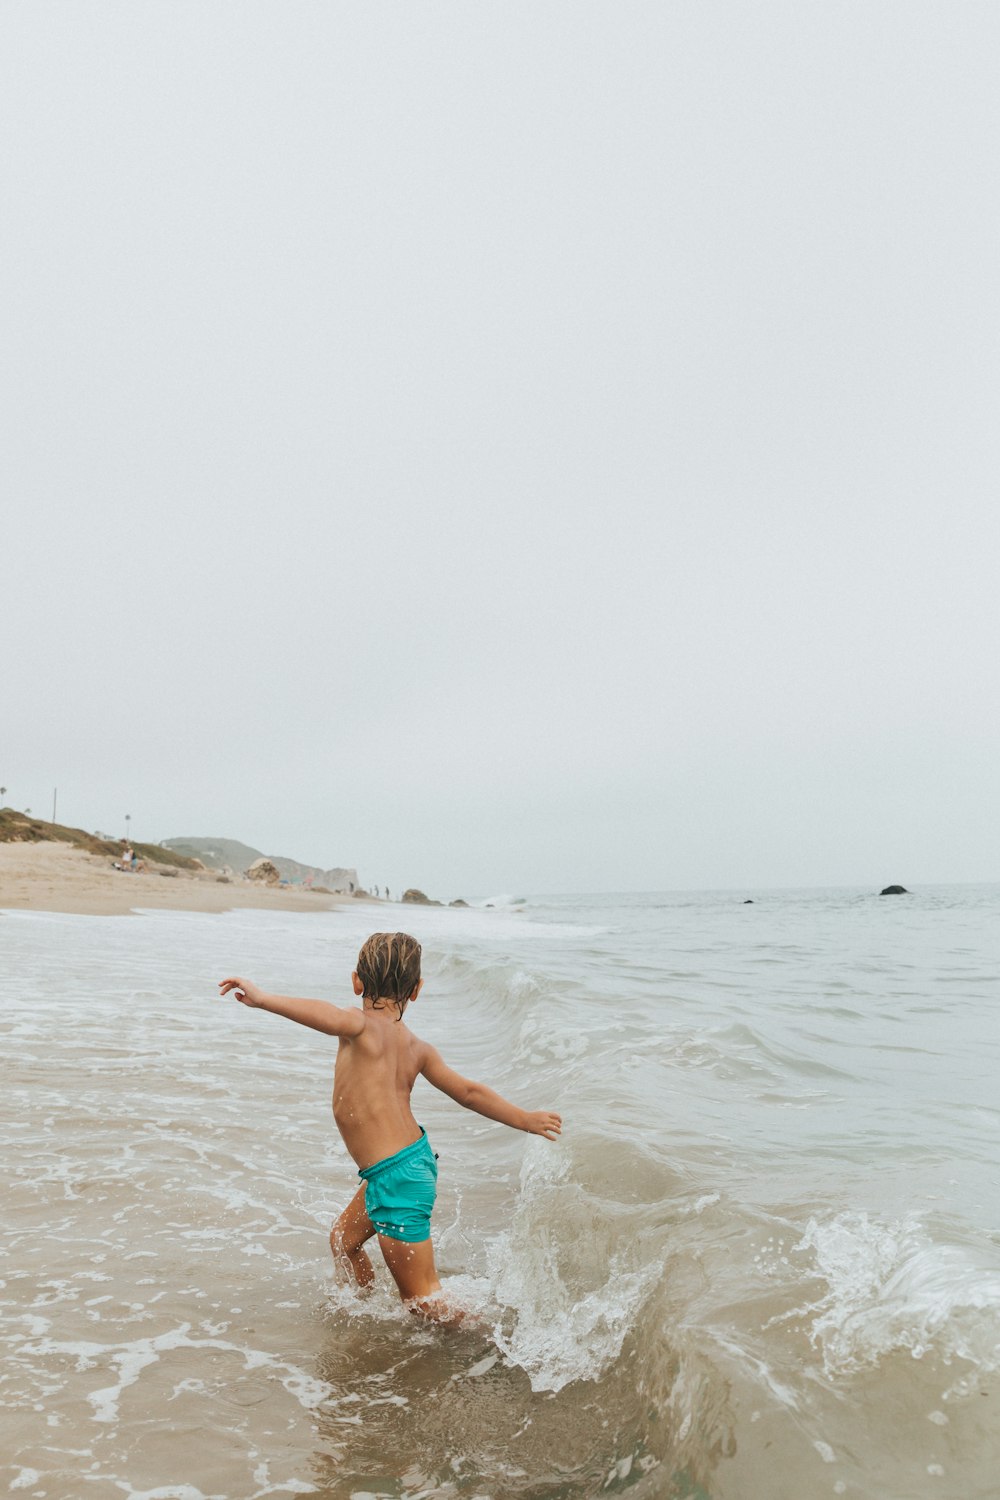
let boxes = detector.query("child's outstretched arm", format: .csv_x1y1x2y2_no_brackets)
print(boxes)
419,1045,561,1139
218,977,364,1037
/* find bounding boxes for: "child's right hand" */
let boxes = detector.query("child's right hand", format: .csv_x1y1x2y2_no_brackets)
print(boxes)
219,976,265,1008
525,1110,562,1140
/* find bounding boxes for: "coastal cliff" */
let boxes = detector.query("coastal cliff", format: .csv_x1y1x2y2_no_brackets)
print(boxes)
163,836,358,893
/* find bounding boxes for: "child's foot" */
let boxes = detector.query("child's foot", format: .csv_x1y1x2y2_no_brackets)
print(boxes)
405,1291,480,1328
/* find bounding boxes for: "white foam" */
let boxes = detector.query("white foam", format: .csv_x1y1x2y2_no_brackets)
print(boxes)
21,1325,337,1426
794,1211,1000,1377
90,1347,161,1421
250,1482,317,1496
680,1193,721,1216
112,1487,221,1499
485,1142,655,1393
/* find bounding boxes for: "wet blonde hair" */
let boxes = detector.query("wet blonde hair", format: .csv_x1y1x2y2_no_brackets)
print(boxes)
355,932,422,1019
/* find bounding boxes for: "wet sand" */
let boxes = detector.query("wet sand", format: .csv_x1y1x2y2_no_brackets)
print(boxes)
0,841,359,917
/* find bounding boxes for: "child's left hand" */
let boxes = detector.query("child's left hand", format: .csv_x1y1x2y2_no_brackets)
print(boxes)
219,976,265,1008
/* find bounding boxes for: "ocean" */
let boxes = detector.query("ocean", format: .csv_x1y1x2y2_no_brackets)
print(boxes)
2,886,998,1499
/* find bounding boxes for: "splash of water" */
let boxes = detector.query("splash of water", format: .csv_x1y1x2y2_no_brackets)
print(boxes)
486,1141,657,1393
793,1211,1000,1378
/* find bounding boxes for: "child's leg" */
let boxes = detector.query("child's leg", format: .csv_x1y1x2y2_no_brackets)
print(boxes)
377,1234,467,1324
330,1184,376,1290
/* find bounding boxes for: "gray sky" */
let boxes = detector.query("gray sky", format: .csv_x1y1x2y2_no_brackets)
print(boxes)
3,3,998,896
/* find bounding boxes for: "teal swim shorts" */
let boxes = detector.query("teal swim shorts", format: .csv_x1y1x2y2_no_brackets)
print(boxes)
360,1127,438,1243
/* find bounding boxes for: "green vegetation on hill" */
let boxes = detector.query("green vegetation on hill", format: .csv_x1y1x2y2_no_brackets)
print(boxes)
0,809,199,870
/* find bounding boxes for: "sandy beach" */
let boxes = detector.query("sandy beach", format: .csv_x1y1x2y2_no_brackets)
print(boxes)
0,841,358,917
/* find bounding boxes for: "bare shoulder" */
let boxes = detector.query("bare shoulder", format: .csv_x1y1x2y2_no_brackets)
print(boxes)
405,1026,431,1063
336,1007,369,1044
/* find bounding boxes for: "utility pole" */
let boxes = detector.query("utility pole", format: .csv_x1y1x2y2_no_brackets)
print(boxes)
52,788,58,824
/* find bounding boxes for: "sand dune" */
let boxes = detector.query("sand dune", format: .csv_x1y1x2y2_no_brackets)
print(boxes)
0,841,358,917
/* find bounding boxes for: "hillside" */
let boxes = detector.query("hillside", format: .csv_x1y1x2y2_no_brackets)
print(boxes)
162,837,265,872
163,836,358,893
0,809,199,870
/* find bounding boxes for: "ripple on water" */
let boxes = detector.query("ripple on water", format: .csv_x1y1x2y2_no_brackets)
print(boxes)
3,897,1000,1499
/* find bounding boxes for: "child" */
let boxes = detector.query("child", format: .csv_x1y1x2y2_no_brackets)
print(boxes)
219,931,561,1320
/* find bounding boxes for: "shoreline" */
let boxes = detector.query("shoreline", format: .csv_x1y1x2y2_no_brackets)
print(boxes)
0,841,365,917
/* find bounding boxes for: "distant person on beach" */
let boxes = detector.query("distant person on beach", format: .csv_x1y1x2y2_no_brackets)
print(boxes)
219,932,561,1321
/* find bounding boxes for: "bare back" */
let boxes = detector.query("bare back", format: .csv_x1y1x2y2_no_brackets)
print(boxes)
332,1007,427,1169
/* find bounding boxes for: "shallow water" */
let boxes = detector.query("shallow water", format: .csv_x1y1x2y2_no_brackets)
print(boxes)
1,887,998,1498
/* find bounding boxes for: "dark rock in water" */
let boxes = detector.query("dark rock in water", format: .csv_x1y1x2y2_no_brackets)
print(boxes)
450,899,469,907
744,899,754,904
401,888,441,905
879,884,909,895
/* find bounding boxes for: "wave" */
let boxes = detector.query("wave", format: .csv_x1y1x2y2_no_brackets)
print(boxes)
485,1141,662,1393
791,1210,1000,1382
463,1139,1000,1409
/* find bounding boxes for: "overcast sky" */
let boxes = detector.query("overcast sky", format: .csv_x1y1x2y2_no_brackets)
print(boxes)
2,3,998,896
